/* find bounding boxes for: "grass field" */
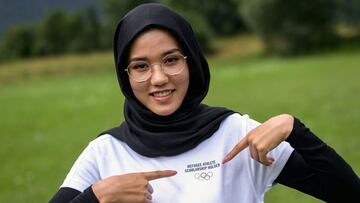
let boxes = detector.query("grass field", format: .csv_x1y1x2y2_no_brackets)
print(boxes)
0,37,359,202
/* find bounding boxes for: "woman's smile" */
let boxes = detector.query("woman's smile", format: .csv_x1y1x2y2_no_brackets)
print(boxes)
150,89,175,97
150,89,176,103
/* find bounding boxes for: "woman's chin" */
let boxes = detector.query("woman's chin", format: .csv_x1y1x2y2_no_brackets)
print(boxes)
151,107,177,116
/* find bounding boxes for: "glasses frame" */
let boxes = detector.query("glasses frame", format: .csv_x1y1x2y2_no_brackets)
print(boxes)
124,53,187,83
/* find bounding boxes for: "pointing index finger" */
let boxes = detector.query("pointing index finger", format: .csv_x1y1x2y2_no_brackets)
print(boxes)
222,136,249,164
142,170,177,181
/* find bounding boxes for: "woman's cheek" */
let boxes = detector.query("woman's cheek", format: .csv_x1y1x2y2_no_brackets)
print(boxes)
130,82,148,93
175,68,190,83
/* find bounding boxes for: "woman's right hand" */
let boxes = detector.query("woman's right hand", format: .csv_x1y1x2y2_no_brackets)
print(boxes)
92,170,177,203
222,114,294,166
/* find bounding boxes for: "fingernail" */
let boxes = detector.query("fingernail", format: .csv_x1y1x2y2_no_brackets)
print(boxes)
169,170,177,175
222,156,228,164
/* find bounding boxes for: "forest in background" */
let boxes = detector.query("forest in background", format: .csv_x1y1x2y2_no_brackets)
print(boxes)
1,0,360,62
1,1,360,202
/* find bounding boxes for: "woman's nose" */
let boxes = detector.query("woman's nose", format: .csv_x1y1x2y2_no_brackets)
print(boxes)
150,64,168,86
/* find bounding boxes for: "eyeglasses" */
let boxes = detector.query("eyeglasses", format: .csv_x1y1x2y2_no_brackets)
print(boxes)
125,53,187,82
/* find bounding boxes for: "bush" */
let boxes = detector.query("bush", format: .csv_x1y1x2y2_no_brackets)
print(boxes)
239,0,338,55
34,11,73,55
0,25,35,60
337,0,360,25
68,8,103,53
34,10,103,55
197,0,246,36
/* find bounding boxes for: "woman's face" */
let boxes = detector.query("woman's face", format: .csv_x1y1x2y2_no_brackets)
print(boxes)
128,28,190,116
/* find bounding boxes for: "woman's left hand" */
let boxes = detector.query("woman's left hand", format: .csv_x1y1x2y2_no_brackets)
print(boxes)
222,114,294,166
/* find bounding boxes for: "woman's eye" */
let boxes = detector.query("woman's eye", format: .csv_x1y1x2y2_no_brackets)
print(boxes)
132,63,149,71
164,56,180,65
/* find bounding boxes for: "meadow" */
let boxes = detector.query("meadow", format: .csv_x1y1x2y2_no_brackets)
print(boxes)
0,36,359,203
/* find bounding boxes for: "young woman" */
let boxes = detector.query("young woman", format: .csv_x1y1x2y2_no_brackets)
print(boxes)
50,3,360,203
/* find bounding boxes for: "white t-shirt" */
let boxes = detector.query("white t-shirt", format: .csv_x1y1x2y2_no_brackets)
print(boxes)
61,113,294,203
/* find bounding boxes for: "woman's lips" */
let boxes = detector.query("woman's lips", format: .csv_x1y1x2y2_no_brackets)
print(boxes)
151,89,173,97
150,89,175,102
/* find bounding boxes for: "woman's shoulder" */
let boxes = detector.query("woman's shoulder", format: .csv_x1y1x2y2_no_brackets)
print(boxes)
222,113,260,128
86,134,126,153
212,113,259,140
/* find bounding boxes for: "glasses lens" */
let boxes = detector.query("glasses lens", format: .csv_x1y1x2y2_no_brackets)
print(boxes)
162,54,186,75
127,62,151,82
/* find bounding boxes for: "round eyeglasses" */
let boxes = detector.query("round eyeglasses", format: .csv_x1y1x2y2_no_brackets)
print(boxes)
125,53,187,82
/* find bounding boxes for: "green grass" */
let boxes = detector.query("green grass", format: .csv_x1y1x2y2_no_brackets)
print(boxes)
0,45,359,202
0,72,124,202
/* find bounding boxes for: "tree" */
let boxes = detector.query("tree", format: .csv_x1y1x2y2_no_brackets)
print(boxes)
0,8,105,60
82,7,102,51
33,9,103,56
0,25,35,60
35,11,73,55
337,0,360,40
240,0,338,55
337,0,360,25
197,0,246,36
69,7,103,53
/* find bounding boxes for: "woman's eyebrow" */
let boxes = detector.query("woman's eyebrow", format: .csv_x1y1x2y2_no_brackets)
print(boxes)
128,48,183,63
128,56,147,63
161,48,182,57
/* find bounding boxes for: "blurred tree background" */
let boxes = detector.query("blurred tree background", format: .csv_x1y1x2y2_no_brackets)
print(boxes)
1,1,360,203
240,0,338,55
1,0,358,61
0,0,360,203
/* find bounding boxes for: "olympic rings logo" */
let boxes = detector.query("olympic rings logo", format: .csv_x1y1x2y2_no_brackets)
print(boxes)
194,171,213,181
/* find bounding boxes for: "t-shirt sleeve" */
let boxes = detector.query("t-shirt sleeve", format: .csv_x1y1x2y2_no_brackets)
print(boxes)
244,117,294,194
60,143,100,192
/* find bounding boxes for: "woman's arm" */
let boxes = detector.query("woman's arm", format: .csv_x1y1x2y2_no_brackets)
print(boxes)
49,170,176,203
223,115,360,202
275,117,360,203
49,187,98,203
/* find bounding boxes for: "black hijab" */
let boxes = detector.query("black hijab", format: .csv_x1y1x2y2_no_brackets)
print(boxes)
102,3,234,157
